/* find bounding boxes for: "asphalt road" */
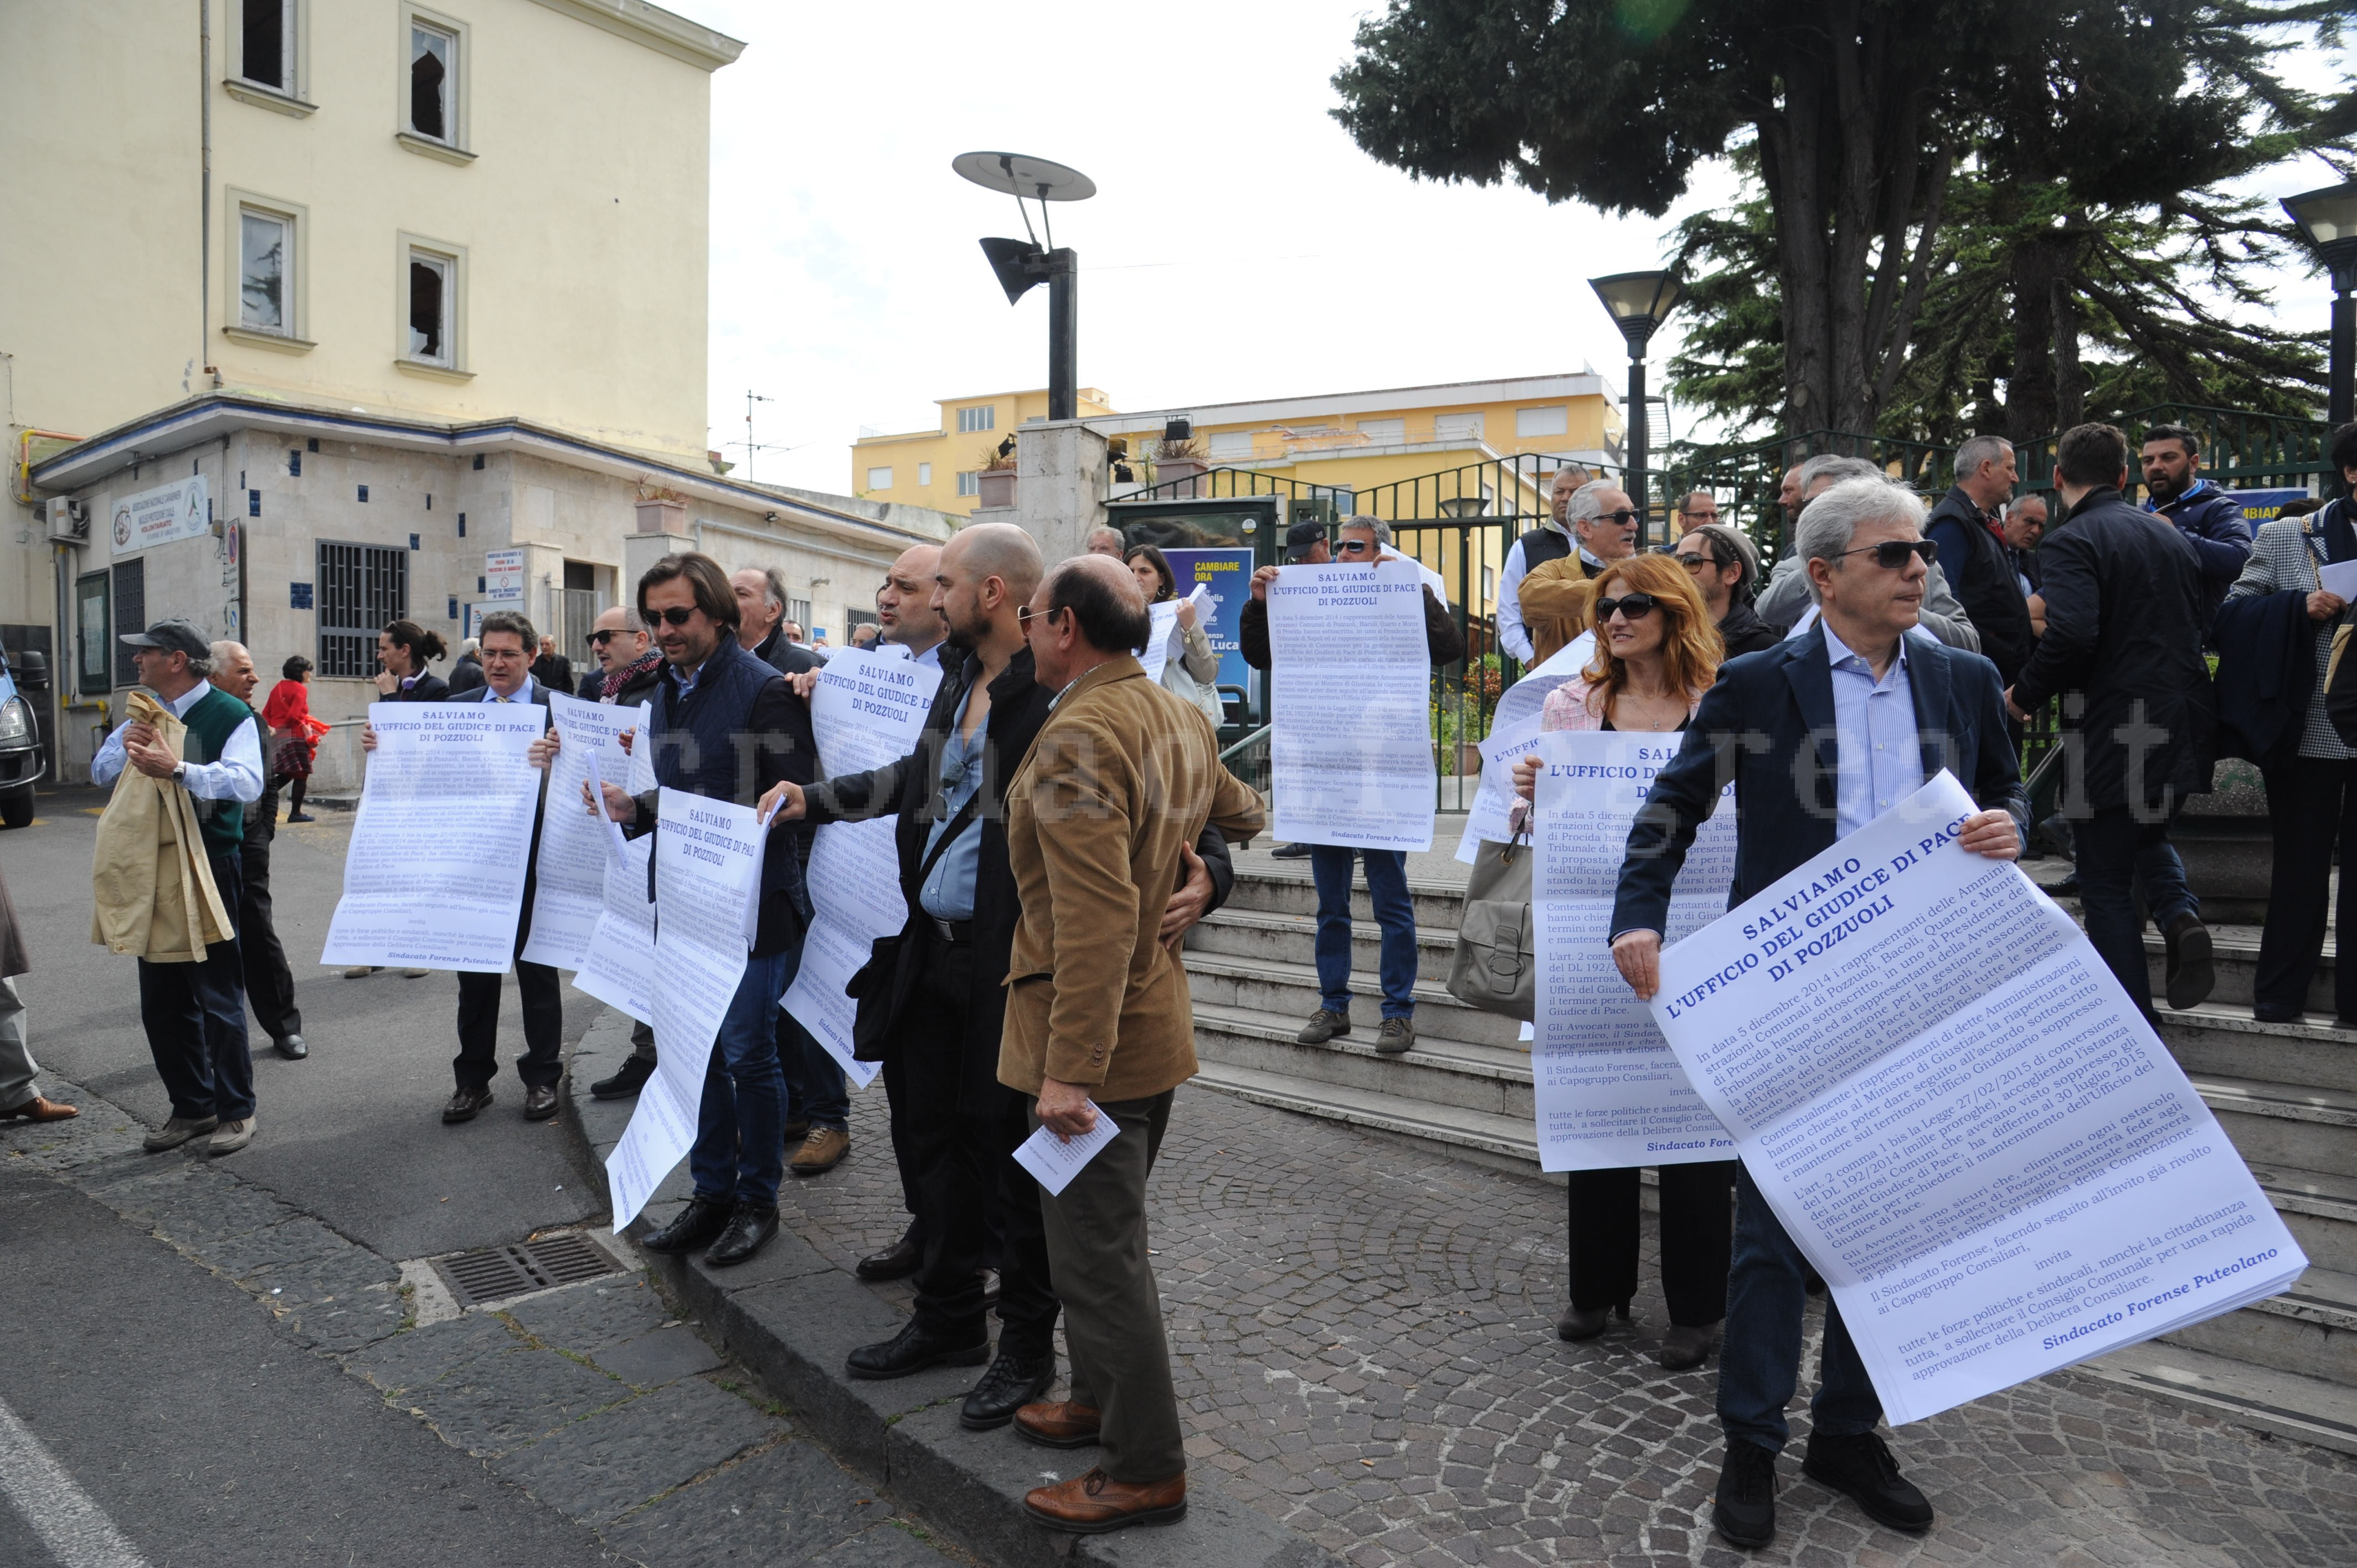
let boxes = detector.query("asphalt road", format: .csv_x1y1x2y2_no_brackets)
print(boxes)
6,785,608,1259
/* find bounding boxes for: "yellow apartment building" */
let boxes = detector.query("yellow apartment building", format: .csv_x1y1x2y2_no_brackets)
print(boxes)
5,0,952,791
850,372,1624,517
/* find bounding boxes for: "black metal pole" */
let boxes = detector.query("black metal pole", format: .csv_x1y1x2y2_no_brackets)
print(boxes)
1047,248,1077,422
1625,343,1650,549
2330,261,2354,427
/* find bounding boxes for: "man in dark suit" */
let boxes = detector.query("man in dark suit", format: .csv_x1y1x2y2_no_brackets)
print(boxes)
1924,435,2035,685
446,613,564,1123
764,523,1237,1431
2008,422,2219,1020
1608,475,2029,1551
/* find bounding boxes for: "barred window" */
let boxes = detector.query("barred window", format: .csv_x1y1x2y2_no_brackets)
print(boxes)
112,559,145,689
316,540,407,677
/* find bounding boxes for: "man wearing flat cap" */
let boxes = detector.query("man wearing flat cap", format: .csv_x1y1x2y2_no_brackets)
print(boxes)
91,617,266,1157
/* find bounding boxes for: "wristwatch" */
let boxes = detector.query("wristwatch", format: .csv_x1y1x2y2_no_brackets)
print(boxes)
171,762,187,786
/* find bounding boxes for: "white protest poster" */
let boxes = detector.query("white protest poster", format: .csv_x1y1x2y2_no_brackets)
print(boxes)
1454,632,1595,863
1267,560,1436,852
574,715,661,1023
781,646,944,1088
1136,586,1212,688
608,787,768,1230
321,702,545,972
1531,729,1738,1170
522,695,651,969
1650,771,2305,1425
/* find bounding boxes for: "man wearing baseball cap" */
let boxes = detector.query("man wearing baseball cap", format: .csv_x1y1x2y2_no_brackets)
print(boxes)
92,617,266,1157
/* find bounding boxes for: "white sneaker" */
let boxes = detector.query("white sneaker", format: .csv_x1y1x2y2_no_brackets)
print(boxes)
343,966,379,979
399,968,431,978
207,1116,256,1156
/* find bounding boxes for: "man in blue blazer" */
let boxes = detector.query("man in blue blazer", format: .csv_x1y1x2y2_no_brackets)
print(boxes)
1608,477,2030,1551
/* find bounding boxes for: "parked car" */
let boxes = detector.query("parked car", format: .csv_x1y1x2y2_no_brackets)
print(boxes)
0,649,49,828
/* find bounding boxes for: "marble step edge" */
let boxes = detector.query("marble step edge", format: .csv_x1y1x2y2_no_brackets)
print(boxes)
2252,1162,2357,1229
1185,950,1497,1018
2070,1338,2357,1458
1191,1000,1534,1085
2191,1074,2357,1129
1188,1059,1542,1165
1230,860,1473,900
2140,926,2332,962
2158,1005,2357,1048
1193,905,1462,951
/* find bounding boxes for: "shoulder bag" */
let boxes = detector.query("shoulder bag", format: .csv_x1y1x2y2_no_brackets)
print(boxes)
1446,824,1535,1021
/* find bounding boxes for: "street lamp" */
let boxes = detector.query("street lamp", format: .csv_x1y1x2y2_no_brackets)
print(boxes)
955,151,1096,422
2283,180,2357,426
1588,270,1682,547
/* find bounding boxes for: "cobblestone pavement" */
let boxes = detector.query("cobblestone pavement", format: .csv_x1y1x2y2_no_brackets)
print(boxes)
784,1082,2357,1568
1,1081,973,1568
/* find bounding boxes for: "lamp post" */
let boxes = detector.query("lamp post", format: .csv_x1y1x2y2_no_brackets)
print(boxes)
1588,271,1682,547
955,152,1095,421
2284,182,2357,427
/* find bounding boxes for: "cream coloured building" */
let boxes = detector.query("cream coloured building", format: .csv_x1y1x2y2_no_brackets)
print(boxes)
4,0,951,790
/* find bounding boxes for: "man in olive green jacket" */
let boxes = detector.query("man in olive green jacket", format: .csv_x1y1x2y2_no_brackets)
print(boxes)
998,554,1263,1535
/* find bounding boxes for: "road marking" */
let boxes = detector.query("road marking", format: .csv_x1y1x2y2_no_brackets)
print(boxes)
0,1391,152,1567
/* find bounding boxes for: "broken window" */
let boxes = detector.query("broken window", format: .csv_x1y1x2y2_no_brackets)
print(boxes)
410,23,451,140
241,0,289,89
408,254,449,362
240,210,288,331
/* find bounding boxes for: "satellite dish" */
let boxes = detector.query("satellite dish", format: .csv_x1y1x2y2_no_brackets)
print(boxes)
951,151,1097,203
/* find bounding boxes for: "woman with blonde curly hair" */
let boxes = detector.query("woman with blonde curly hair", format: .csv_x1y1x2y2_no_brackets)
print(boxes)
1512,549,1736,1371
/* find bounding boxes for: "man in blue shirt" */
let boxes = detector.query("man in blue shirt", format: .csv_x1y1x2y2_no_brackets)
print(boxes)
2141,422,2252,630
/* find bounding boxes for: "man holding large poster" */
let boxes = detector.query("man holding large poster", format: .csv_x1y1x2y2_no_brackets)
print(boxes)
1606,477,2027,1549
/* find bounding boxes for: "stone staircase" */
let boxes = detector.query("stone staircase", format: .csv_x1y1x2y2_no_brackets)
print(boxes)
1182,852,2357,1456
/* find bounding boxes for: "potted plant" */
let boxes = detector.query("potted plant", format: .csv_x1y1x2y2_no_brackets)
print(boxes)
1152,435,1210,496
634,482,688,535
976,442,1018,509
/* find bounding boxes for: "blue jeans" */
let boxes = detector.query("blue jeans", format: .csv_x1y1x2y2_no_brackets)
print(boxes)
1718,1164,1880,1453
689,946,794,1208
779,1009,848,1132
2076,802,2195,1019
1309,845,1416,1019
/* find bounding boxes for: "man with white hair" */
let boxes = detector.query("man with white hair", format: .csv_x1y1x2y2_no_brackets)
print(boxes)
1084,526,1128,559
1754,456,1980,651
1495,476,1639,664
211,639,306,1062
1607,475,2026,1550
1924,435,2034,685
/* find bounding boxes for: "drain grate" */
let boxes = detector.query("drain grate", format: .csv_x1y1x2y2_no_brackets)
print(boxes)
433,1232,622,1309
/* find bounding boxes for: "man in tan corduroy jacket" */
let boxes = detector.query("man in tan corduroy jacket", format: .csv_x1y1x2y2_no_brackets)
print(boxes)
997,554,1263,1535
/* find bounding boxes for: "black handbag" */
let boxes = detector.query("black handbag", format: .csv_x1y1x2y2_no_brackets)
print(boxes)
845,791,982,1054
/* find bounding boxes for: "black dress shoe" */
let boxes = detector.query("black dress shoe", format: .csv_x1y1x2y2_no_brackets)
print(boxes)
590,1054,655,1100
961,1344,1056,1431
522,1084,560,1121
441,1086,493,1123
1713,1440,1778,1549
845,1318,990,1381
1800,1430,1932,1534
274,1033,308,1061
640,1195,733,1254
1270,842,1313,859
855,1229,923,1281
704,1201,778,1266
2162,911,2214,1010
1556,1300,1628,1342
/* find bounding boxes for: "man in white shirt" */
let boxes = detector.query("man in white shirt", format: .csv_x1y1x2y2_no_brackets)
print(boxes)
92,618,266,1157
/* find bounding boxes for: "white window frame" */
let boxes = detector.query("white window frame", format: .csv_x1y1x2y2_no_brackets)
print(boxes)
1208,431,1255,461
1515,405,1568,439
1356,417,1406,443
917,462,933,487
395,231,471,379
956,471,980,498
221,188,312,350
225,0,314,115
866,467,894,492
1435,411,1487,442
956,405,996,434
397,6,474,164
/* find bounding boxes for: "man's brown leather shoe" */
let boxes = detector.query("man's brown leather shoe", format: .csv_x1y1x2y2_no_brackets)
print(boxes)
1022,1468,1186,1534
1013,1400,1102,1449
0,1095,78,1123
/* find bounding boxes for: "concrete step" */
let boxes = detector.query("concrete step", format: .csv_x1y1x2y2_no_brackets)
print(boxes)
1191,1001,1532,1121
2250,1163,2357,1275
2157,1003,2357,1096
2190,1074,2357,1180
2144,923,2336,1013
1222,862,1469,932
1182,951,1525,1049
1187,906,1461,983
1188,1058,1541,1176
2076,1337,2357,1458
2160,1265,2357,1389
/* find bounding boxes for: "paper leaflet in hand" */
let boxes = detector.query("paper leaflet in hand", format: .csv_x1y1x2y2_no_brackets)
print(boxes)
1013,1107,1120,1196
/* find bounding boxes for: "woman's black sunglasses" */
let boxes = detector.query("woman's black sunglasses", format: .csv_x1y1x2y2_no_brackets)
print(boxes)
1833,539,1939,570
1594,593,1659,621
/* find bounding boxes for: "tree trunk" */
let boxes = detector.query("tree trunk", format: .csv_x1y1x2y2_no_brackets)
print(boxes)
2006,230,2067,441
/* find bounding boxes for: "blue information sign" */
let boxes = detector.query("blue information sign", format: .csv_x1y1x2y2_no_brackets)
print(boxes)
1162,547,1256,706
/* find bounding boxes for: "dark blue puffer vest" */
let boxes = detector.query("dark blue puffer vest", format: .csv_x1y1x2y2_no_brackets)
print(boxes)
647,636,809,941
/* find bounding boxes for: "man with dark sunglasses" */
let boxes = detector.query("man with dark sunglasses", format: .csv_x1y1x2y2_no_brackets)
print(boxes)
1671,523,1782,656
1496,477,1638,664
1608,475,2027,1551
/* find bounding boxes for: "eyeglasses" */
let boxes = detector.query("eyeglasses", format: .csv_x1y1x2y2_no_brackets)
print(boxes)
648,606,699,628
1831,539,1939,570
1335,538,1376,555
1588,509,1641,527
1016,604,1066,632
1593,593,1659,621
1672,553,1713,573
586,629,620,646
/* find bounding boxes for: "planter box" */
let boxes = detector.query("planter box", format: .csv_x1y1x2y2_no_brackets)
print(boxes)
976,470,1016,509
634,497,686,534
